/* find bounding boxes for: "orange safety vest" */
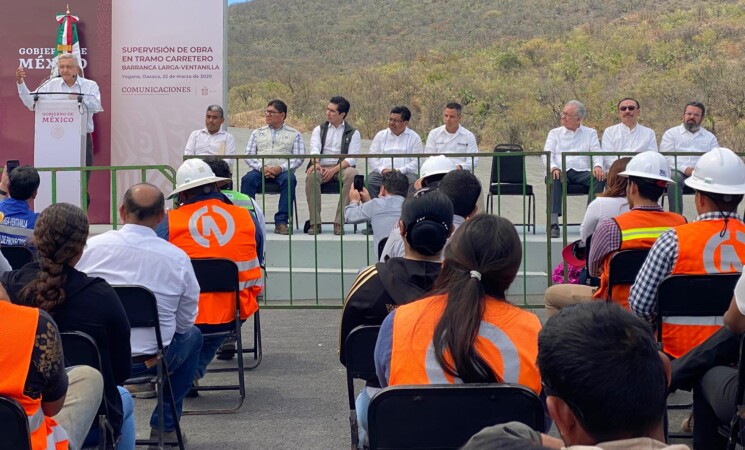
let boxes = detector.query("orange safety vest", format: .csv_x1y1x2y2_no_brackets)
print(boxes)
388,294,542,394
0,302,69,450
593,209,686,309
663,218,745,358
168,198,262,324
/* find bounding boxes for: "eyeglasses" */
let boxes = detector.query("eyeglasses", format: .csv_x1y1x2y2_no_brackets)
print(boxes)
560,112,579,118
264,110,282,116
619,106,637,112
388,117,405,124
685,112,702,118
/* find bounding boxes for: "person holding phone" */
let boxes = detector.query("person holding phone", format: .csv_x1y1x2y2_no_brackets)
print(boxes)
345,171,409,250
0,163,40,248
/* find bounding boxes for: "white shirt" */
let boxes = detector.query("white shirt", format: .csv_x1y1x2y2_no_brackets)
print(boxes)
17,76,103,133
309,121,361,167
76,224,199,355
580,196,630,243
543,125,602,173
601,123,658,170
184,128,236,158
368,127,423,175
660,124,719,173
734,271,745,315
424,124,478,171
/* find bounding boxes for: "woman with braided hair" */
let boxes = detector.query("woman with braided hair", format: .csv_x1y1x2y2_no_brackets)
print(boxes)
375,214,542,395
1,203,134,450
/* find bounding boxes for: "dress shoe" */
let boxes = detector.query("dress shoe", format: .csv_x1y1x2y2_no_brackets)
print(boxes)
308,224,322,235
549,224,560,238
274,223,290,235
148,428,187,450
334,224,344,235
123,382,156,399
216,336,236,361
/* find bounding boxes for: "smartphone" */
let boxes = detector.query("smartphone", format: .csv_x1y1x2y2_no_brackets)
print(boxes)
6,160,19,174
353,175,365,192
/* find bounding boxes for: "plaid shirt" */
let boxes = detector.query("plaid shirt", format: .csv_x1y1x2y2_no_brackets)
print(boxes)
628,212,744,323
588,205,663,277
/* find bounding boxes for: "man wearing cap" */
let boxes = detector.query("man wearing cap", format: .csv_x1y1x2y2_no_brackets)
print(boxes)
601,98,658,171
544,151,686,316
661,101,720,213
423,102,478,171
629,147,745,359
156,159,262,385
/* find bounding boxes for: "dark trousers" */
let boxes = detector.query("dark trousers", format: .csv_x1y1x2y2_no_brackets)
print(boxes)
694,366,738,449
550,169,605,217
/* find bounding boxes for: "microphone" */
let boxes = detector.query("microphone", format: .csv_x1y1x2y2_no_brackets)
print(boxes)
32,75,60,102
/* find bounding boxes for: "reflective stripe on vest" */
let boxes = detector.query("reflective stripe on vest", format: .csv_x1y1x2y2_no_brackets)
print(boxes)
0,224,34,237
661,316,724,359
621,227,674,242
28,408,69,450
168,199,262,324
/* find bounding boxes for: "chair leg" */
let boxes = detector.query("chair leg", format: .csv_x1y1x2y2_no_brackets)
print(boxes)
245,311,263,370
486,194,492,215
349,411,359,450
531,194,536,235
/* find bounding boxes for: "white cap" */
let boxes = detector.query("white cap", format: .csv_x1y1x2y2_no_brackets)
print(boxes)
168,159,229,199
618,151,674,183
684,147,745,195
420,155,456,179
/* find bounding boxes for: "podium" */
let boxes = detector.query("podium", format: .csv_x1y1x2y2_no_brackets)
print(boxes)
32,98,87,211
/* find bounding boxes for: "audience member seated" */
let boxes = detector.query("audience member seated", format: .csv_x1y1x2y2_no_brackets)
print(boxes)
629,147,745,359
157,159,262,392
366,106,423,199
0,164,40,247
544,100,604,238
76,184,202,444
344,170,409,250
305,96,360,236
411,155,456,191
423,102,478,171
544,152,685,316
0,203,133,449
240,99,305,235
463,302,689,450
0,282,104,450
339,189,454,444
183,105,236,165
578,157,631,243
379,169,481,262
375,214,542,392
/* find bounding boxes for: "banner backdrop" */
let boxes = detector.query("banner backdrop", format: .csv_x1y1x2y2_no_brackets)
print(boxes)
111,1,226,200
0,1,112,223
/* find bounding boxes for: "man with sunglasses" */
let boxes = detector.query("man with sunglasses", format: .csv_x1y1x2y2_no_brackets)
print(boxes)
661,101,719,213
601,98,658,171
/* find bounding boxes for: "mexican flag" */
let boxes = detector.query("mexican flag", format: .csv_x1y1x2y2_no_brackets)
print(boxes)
52,9,82,77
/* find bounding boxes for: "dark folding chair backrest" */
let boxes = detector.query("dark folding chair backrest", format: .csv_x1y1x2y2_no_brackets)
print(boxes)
0,246,34,270
0,396,31,450
344,325,381,409
114,285,164,346
320,180,342,194
368,383,545,450
608,249,649,287
656,274,739,342
377,238,388,262
490,144,525,186
191,258,239,294
59,331,110,421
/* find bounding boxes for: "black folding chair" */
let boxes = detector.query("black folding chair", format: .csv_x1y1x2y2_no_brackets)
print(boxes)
367,383,545,450
486,144,536,234
0,245,34,269
724,333,745,450
114,285,185,450
656,273,739,438
343,325,380,450
606,249,649,304
184,258,260,414
59,331,113,450
0,396,31,450
377,238,388,262
262,179,299,230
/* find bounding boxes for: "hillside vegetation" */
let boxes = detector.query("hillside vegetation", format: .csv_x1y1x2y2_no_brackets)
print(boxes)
227,1,745,152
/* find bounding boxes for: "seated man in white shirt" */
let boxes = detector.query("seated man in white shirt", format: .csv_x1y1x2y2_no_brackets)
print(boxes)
544,100,604,238
601,98,658,170
424,102,478,171
367,106,423,198
16,54,103,169
345,170,409,252
661,101,719,214
305,96,360,236
76,183,202,440
184,105,236,166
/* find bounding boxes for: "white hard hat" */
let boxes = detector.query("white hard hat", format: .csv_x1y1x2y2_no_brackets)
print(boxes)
420,155,456,179
618,151,674,183
684,147,745,195
168,159,229,199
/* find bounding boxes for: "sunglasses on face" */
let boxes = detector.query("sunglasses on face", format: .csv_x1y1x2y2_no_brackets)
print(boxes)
619,106,637,112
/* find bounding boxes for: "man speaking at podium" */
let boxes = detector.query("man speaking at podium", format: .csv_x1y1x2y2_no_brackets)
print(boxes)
16,53,103,169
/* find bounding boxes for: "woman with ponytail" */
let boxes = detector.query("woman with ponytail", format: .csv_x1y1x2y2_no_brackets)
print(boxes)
374,214,542,394
1,203,134,449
